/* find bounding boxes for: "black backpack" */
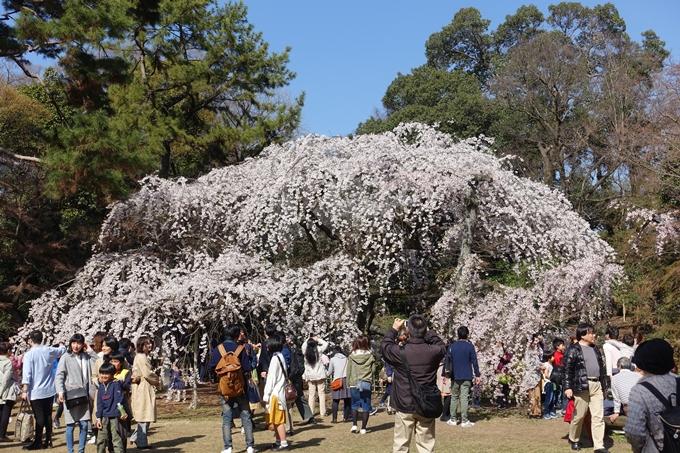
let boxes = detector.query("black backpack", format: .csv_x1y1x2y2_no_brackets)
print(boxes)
640,378,680,453
444,351,453,379
289,347,305,380
399,346,443,419
550,364,564,385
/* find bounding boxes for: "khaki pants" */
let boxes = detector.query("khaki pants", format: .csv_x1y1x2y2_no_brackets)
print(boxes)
307,379,326,417
528,383,542,417
393,411,436,453
569,381,605,450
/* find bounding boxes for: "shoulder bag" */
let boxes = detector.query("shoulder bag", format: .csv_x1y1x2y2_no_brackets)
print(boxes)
331,359,347,391
399,345,443,419
276,355,297,404
65,355,90,409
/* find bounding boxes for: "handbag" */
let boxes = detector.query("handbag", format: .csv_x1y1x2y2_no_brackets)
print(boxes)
399,345,443,419
564,399,575,422
15,399,35,442
276,355,298,404
331,358,347,391
65,386,89,409
247,377,261,404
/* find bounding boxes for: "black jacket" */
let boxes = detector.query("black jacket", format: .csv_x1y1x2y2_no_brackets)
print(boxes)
380,328,446,414
563,343,606,394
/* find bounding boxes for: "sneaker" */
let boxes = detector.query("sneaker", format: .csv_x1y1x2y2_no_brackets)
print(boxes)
270,446,289,452
246,447,256,453
446,419,458,426
221,449,232,453
550,413,558,419
369,407,378,416
87,437,97,445
359,429,367,434
378,402,386,407
387,408,393,415
350,425,358,433
53,418,60,429
241,427,245,434
460,420,475,427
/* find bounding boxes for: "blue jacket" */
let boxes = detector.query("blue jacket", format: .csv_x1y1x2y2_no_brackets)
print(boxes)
96,380,125,419
443,340,480,381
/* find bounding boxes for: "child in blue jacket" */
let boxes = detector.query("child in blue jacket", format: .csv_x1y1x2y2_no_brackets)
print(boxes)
95,363,127,453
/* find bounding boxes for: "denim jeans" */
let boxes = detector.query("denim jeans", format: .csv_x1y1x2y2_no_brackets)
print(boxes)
130,422,148,447
220,394,254,449
543,382,555,416
450,380,471,423
66,420,88,453
350,387,371,411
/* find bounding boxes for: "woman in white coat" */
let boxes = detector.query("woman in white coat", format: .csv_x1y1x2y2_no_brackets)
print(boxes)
262,333,289,452
302,336,328,418
55,334,98,453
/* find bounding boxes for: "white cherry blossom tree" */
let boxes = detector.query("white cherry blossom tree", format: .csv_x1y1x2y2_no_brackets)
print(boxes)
19,123,621,397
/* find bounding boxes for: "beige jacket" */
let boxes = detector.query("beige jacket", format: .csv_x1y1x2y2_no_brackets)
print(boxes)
130,353,160,423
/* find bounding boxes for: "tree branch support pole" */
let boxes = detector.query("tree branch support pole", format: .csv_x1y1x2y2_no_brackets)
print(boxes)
190,329,199,409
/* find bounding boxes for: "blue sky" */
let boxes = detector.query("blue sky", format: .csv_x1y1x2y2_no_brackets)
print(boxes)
240,1,680,137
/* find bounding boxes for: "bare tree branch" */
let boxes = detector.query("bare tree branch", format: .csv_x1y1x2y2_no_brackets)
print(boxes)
0,147,41,163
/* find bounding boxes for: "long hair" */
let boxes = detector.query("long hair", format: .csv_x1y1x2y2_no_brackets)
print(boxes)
305,339,319,367
351,335,370,353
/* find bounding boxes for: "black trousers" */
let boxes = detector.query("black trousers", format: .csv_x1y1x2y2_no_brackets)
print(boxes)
0,401,15,438
291,377,313,420
30,396,54,445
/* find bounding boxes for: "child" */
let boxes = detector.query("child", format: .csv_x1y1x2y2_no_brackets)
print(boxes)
109,351,132,451
95,363,128,453
497,367,512,409
552,338,566,414
542,351,557,419
166,363,185,403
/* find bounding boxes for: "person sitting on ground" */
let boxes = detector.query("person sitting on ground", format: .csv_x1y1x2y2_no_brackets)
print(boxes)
605,357,640,431
625,338,678,453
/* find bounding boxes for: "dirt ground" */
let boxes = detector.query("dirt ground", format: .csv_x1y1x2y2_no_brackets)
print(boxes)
1,385,630,453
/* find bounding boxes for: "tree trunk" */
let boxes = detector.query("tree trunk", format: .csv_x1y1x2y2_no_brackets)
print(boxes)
160,142,171,179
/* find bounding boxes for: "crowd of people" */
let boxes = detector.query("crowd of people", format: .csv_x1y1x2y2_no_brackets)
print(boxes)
0,331,158,453
0,318,677,453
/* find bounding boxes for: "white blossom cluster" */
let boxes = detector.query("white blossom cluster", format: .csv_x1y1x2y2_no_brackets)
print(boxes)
19,124,621,384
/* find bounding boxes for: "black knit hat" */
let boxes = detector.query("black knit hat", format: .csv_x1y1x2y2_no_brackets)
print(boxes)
633,338,675,375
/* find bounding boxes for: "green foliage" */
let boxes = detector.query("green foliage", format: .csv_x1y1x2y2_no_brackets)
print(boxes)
0,84,50,157
43,112,155,204
356,67,494,138
487,260,534,289
425,7,493,81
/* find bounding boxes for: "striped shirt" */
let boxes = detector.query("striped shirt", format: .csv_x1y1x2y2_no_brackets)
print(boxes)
611,368,641,413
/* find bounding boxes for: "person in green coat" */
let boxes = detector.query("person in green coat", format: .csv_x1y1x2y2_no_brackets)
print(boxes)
347,335,375,435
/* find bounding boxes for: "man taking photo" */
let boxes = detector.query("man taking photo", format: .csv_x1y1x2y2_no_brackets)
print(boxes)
380,315,446,453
